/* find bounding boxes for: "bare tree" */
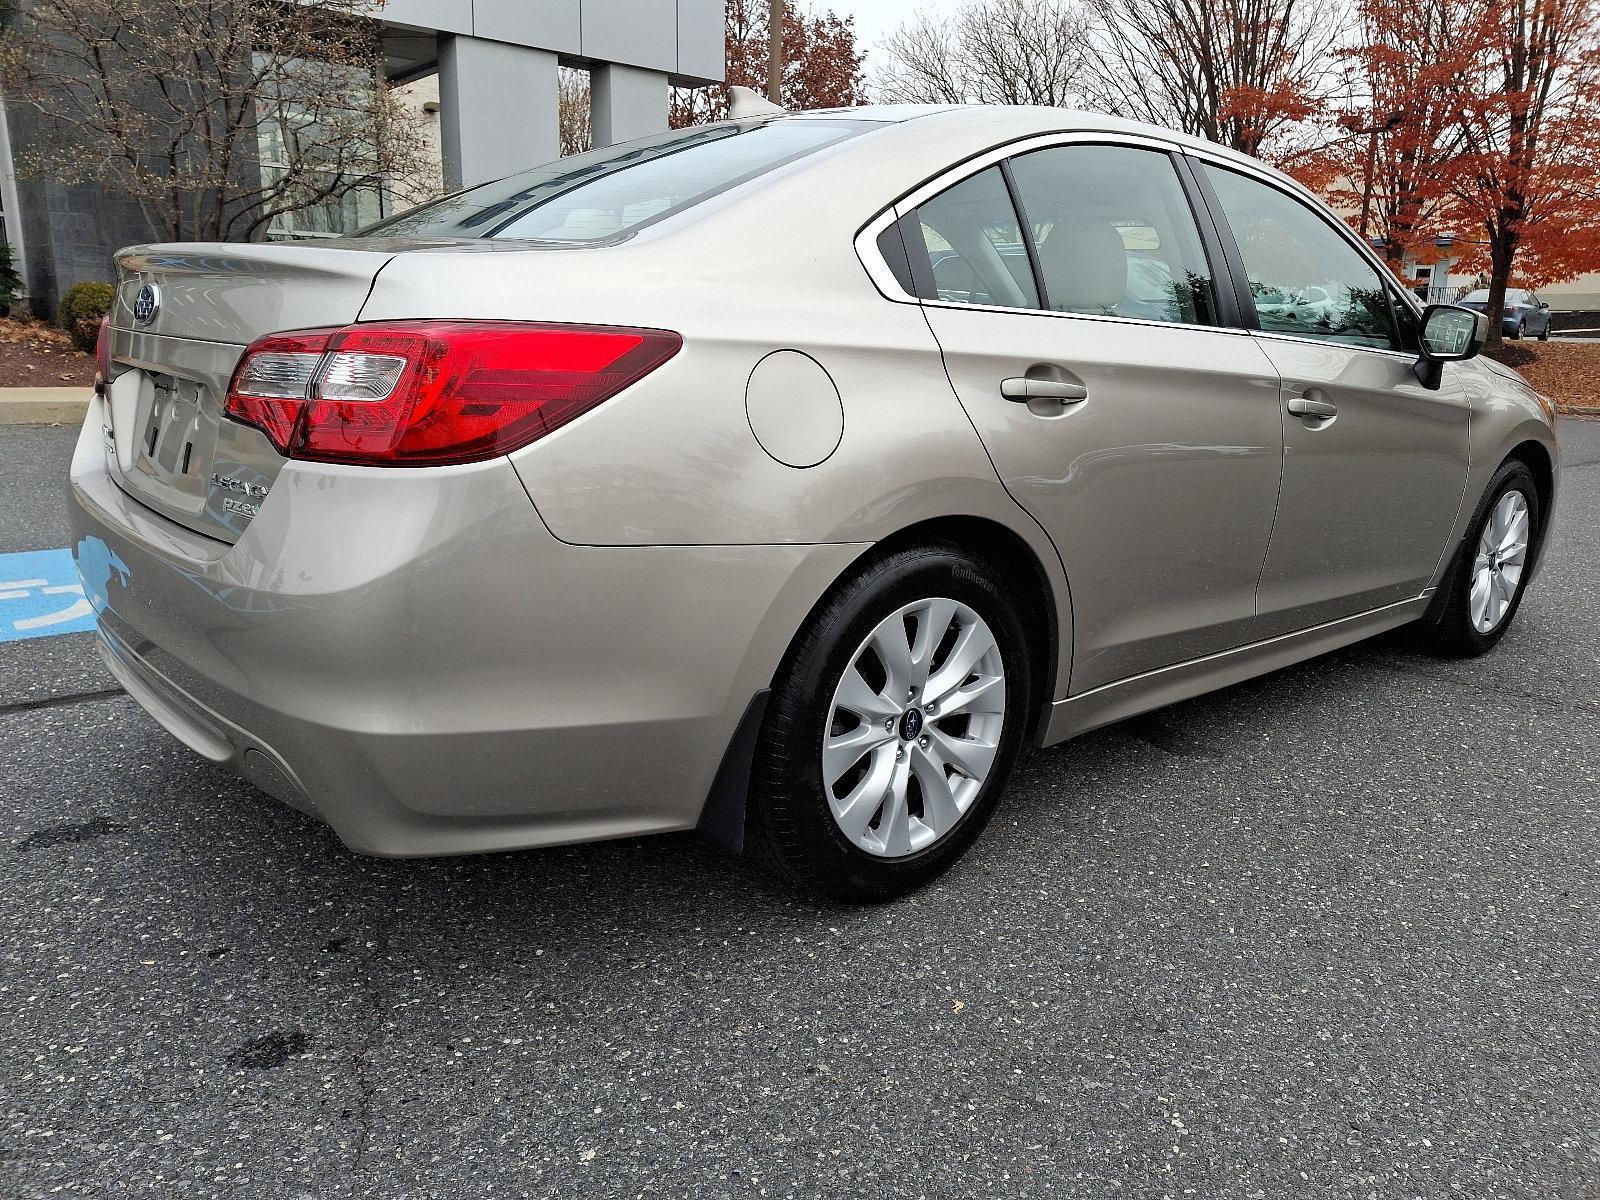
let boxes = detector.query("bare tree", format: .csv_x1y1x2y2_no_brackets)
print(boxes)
559,67,592,157
878,0,1094,106
0,0,437,242
1081,0,1342,156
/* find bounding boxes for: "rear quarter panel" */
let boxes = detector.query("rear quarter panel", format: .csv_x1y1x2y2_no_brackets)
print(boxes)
357,116,1085,698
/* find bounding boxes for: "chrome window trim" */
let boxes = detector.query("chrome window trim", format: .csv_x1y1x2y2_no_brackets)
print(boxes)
853,130,1253,338
854,127,1430,356
1250,329,1424,363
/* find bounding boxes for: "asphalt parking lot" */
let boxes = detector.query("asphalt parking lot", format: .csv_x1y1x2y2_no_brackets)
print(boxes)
3,420,1597,1199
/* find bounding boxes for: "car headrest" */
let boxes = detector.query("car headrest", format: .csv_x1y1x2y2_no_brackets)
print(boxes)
1036,217,1126,313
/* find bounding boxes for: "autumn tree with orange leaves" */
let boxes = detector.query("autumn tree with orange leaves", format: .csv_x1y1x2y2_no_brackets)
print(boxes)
1295,0,1470,273
1443,0,1600,343
670,0,868,127
1284,0,1600,338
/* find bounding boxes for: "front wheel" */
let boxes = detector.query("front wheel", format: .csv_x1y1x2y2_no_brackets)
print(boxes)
1538,320,1550,342
1415,461,1541,657
748,544,1033,902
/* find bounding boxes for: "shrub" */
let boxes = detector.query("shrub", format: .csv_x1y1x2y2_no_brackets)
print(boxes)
59,280,115,355
0,243,21,318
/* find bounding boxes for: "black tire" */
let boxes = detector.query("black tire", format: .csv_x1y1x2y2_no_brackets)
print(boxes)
1538,321,1550,342
1414,460,1541,658
748,543,1034,903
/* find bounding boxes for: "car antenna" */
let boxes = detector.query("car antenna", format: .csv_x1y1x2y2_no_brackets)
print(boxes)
727,85,785,119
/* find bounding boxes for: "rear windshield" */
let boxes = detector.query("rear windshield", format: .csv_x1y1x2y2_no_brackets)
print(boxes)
358,117,878,243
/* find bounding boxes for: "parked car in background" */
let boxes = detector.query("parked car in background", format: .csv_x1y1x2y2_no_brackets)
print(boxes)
1458,288,1553,340
1252,284,1336,331
71,106,1559,902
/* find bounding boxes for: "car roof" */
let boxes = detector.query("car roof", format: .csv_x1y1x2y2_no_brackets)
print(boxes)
778,103,1310,189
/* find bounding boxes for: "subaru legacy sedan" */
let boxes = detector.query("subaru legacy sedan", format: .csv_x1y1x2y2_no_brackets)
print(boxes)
70,105,1557,901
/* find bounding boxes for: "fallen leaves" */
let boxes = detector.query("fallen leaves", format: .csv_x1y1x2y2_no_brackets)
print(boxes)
0,316,95,387
1487,341,1600,412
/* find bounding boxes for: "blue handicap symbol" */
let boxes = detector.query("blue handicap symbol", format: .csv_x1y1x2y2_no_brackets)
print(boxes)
0,541,125,643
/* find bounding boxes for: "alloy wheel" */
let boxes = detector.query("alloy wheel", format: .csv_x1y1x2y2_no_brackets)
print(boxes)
821,598,1006,858
1470,490,1530,633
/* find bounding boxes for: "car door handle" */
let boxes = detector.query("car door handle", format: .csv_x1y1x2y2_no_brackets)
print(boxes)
1001,377,1088,402
1287,397,1337,419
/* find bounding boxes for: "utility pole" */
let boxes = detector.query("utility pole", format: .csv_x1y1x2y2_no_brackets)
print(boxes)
768,0,784,104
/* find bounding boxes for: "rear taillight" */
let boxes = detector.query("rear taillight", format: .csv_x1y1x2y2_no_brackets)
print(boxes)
94,316,112,395
224,320,681,465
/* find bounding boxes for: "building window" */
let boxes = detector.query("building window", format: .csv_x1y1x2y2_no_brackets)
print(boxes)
255,55,386,240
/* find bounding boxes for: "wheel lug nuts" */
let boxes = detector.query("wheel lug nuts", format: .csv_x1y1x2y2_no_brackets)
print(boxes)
884,717,895,731
895,748,904,760
925,701,937,715
918,736,930,748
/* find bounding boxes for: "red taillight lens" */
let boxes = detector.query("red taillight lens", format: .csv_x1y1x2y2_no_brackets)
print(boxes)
224,320,681,465
94,316,112,394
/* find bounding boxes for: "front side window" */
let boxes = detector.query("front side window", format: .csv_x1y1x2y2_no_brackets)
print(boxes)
1007,145,1218,325
909,167,1039,309
1202,165,1400,350
359,118,877,242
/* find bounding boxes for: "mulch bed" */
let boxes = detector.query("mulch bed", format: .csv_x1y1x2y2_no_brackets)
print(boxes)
0,317,96,387
1486,342,1600,413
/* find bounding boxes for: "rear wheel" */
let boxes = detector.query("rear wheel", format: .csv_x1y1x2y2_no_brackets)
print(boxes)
1510,319,1526,340
1415,461,1540,657
748,544,1033,902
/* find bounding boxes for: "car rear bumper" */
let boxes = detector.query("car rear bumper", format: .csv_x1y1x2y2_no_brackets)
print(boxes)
67,400,863,856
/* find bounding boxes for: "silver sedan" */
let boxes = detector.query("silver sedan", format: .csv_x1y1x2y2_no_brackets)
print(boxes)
70,105,1558,901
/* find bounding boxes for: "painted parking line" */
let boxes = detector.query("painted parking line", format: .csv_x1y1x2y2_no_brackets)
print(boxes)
0,548,94,643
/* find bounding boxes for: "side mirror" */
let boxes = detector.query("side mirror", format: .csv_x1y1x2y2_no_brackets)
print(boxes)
1414,303,1487,389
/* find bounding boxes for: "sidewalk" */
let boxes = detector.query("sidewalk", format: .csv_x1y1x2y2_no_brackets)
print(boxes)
0,388,89,424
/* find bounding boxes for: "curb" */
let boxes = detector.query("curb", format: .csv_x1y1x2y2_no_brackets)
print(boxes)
0,388,90,425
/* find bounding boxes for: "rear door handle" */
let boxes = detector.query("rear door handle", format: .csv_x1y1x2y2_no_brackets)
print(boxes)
1001,377,1088,403
1287,396,1337,419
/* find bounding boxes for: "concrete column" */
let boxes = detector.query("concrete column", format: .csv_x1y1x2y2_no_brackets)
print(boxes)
0,97,29,296
590,64,670,149
437,35,560,188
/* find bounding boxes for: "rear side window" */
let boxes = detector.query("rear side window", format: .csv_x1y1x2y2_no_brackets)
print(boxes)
1007,144,1219,325
1201,165,1401,351
909,167,1039,309
359,118,878,243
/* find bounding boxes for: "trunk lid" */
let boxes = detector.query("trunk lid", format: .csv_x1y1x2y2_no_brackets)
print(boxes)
104,242,405,544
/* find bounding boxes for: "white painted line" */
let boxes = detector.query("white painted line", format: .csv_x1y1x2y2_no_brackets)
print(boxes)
0,589,28,600
15,597,93,630
42,583,84,595
0,578,47,591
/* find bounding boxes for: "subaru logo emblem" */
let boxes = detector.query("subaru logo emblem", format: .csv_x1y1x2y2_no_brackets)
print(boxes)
899,709,923,741
132,283,160,326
